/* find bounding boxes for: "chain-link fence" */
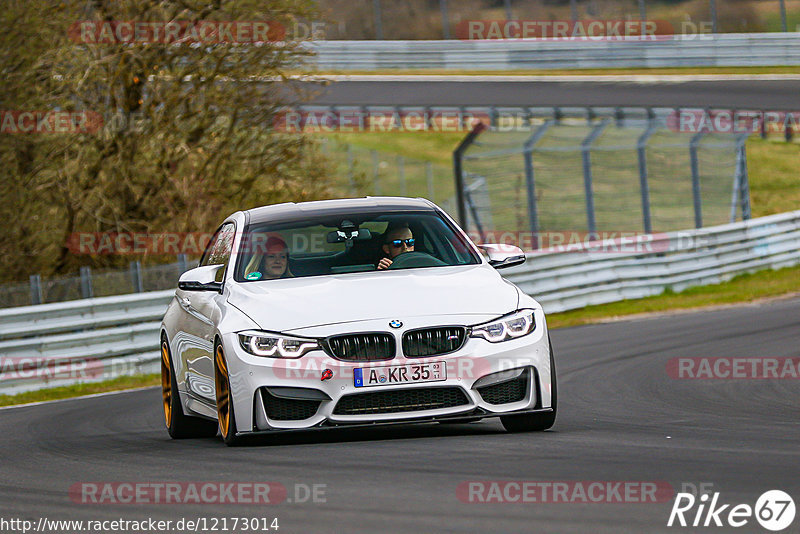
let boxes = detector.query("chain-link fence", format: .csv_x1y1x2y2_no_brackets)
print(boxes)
456,111,750,247
317,138,457,215
0,259,197,309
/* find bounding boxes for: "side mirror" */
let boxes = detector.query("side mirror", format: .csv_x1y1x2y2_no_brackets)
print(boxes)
477,244,526,269
178,264,224,292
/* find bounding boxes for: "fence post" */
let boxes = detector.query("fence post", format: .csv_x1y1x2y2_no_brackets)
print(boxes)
426,162,435,200
710,0,718,33
638,0,647,22
347,144,356,194
398,155,406,196
736,135,752,220
371,150,381,195
130,261,143,293
373,0,383,39
523,120,554,250
178,254,188,273
452,123,488,229
440,0,450,39
690,132,706,228
504,0,513,20
80,266,94,299
779,0,788,32
581,119,610,238
784,113,794,142
30,274,43,305
637,117,657,234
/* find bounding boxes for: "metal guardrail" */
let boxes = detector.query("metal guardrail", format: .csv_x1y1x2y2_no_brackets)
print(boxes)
1,210,798,395
307,33,800,69
503,210,800,312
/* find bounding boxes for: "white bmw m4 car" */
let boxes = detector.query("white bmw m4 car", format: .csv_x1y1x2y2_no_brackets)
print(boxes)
160,197,556,445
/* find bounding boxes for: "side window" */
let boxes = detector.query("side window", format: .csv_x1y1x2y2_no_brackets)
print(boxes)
200,223,235,282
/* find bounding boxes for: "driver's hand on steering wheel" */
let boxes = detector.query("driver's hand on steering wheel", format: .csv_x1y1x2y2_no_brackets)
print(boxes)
377,258,393,270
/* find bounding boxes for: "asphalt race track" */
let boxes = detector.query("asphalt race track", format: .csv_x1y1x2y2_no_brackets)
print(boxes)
2,297,798,533
308,78,800,110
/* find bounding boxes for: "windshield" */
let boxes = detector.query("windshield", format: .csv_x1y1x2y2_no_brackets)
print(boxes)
234,210,480,282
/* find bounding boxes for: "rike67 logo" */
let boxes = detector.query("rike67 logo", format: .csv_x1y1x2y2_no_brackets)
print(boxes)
668,490,795,531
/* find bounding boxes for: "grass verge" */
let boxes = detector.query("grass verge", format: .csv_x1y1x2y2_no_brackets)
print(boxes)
0,374,159,407
546,264,800,329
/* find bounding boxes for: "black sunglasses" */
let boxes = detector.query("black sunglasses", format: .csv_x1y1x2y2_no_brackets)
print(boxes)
390,238,415,248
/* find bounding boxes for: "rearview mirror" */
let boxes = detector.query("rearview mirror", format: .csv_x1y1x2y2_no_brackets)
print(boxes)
477,244,526,269
326,228,372,243
178,264,224,292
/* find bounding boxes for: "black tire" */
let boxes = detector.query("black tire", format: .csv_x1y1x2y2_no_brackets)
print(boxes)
500,335,557,432
214,342,243,446
161,337,218,439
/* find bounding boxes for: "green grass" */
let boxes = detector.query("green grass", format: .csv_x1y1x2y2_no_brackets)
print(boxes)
0,374,159,407
746,138,800,217
546,264,800,329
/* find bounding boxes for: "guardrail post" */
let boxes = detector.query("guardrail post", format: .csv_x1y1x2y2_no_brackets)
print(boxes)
689,132,706,228
30,274,43,305
523,120,554,250
178,254,188,274
452,122,488,229
80,266,93,299
637,116,657,234
581,119,610,238
130,261,143,293
639,0,647,22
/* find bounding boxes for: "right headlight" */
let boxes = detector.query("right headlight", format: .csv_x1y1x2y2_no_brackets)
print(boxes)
237,330,320,358
470,309,536,343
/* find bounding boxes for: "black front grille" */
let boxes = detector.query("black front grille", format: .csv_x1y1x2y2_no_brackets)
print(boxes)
326,333,395,362
402,327,466,357
262,390,320,421
476,371,528,405
333,387,469,415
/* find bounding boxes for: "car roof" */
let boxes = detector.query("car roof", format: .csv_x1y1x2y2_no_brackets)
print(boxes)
245,197,437,225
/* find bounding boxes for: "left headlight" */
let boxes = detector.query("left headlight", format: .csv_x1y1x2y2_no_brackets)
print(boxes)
238,330,320,358
470,309,536,343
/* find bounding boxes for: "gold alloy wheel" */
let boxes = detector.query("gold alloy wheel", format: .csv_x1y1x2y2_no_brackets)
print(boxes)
160,341,172,428
215,345,231,439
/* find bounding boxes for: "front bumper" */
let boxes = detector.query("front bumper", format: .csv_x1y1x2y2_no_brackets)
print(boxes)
221,310,553,434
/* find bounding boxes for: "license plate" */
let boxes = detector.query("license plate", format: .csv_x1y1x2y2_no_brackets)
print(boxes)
354,361,446,388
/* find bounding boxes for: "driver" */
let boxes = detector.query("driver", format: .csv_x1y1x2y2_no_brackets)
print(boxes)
377,225,415,270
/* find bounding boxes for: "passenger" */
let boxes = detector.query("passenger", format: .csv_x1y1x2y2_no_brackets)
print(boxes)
377,225,415,270
244,236,292,280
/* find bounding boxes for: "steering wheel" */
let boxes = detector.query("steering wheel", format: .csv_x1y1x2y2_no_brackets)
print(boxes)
388,251,447,269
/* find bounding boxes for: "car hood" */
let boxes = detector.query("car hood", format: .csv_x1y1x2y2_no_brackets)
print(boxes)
226,265,520,332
